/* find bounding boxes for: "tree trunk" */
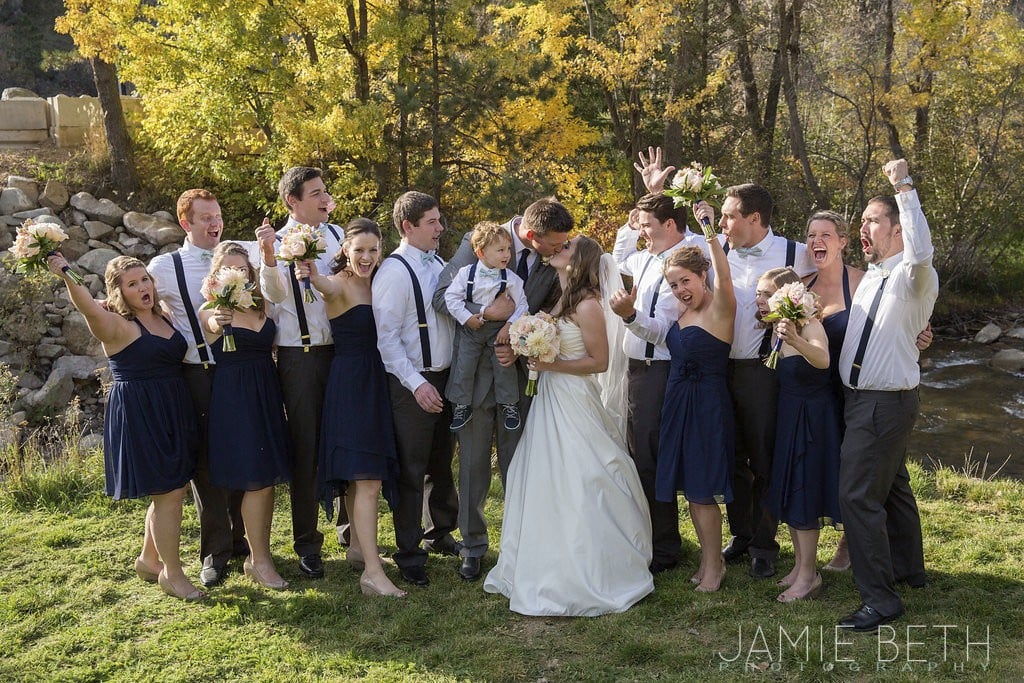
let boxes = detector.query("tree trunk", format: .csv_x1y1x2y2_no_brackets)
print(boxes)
90,57,138,197
876,0,905,158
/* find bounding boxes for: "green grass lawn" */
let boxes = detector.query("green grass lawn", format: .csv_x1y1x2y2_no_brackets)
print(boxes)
1,451,1022,682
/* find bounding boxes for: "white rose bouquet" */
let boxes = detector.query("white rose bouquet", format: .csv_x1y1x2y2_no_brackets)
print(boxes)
8,218,85,284
761,282,820,369
276,224,327,302
200,267,259,352
509,312,560,396
663,162,726,240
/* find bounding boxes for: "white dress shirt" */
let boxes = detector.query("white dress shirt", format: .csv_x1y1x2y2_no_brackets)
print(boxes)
839,190,938,390
444,261,528,326
613,224,710,361
724,230,815,359
506,216,542,277
259,217,343,348
373,241,456,392
149,239,261,365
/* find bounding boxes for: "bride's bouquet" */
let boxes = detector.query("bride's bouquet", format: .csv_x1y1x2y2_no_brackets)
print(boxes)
8,218,85,284
200,267,259,352
760,282,819,369
509,312,560,396
663,162,725,240
276,224,327,303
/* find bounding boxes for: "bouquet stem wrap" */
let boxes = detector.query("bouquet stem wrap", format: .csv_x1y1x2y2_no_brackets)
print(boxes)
222,323,237,352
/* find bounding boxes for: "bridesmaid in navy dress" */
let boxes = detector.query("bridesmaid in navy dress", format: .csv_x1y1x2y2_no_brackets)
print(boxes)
47,253,201,601
802,211,934,574
296,218,405,598
200,242,291,590
656,201,736,593
757,267,837,602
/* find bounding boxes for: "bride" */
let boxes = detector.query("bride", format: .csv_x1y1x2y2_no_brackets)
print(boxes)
483,236,654,616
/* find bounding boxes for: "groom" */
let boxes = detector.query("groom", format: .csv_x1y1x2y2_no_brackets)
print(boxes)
432,197,572,581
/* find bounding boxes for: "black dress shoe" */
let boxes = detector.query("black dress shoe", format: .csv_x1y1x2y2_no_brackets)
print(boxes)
649,560,678,575
458,556,482,581
399,566,430,586
749,557,776,579
298,554,325,579
233,538,251,558
200,564,228,587
722,537,750,564
838,604,904,632
424,536,463,557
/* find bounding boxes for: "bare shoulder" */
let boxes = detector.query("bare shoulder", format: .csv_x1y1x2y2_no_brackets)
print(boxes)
846,265,866,289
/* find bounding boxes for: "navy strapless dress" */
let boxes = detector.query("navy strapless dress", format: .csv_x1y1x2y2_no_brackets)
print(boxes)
812,267,852,414
104,320,197,499
208,320,291,491
317,305,399,519
656,325,735,505
767,355,842,529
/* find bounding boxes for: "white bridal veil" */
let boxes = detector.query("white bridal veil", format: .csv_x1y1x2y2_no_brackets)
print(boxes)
598,252,629,441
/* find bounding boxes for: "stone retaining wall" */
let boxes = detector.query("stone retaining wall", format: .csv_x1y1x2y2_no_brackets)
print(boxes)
0,87,142,149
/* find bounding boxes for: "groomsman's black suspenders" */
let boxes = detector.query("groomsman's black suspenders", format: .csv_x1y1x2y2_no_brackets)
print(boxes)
636,255,663,362
171,251,211,369
275,224,341,352
386,252,444,369
721,238,797,360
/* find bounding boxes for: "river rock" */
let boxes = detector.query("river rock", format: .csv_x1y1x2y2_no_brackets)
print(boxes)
17,372,43,390
0,187,34,215
66,225,88,242
0,230,11,250
122,211,182,247
52,354,106,380
153,210,176,223
70,192,125,225
117,232,140,247
63,311,102,356
990,349,1024,373
77,248,120,276
124,242,156,260
6,176,39,203
974,323,1002,345
12,207,55,222
1005,327,1024,341
83,220,115,240
36,343,64,360
39,180,70,212
25,369,75,416
61,239,90,262
78,432,104,453
1,86,37,99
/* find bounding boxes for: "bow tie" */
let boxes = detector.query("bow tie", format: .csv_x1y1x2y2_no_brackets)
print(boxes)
867,263,891,278
421,251,438,264
735,245,763,259
197,250,213,263
477,266,501,280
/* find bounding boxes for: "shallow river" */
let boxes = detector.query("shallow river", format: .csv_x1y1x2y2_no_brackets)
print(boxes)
914,339,1023,479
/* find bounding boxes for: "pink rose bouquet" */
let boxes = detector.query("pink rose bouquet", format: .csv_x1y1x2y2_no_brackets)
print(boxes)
509,312,560,396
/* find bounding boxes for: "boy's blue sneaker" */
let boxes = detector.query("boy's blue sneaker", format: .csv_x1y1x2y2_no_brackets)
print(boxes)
500,403,521,431
450,404,473,431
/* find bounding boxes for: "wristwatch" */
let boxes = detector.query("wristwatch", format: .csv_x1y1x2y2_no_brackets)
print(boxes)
893,175,914,191
623,312,637,324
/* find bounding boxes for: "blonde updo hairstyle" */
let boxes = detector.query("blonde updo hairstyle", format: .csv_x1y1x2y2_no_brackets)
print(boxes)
209,241,264,317
104,256,159,320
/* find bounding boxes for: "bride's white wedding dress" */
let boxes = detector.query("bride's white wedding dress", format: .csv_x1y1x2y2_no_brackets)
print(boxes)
483,318,654,616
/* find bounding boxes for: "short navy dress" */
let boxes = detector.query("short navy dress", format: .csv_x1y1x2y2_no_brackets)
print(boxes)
767,354,843,530
104,320,197,499
208,320,291,491
317,305,399,519
656,325,735,505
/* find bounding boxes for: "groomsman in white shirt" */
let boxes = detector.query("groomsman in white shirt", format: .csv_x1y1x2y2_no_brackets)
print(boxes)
716,184,814,579
148,189,249,587
373,191,459,587
258,167,344,580
836,159,938,632
610,191,709,574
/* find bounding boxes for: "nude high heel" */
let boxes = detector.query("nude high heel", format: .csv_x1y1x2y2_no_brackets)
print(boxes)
244,557,289,589
777,573,823,603
134,557,163,583
157,571,206,602
359,575,407,598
